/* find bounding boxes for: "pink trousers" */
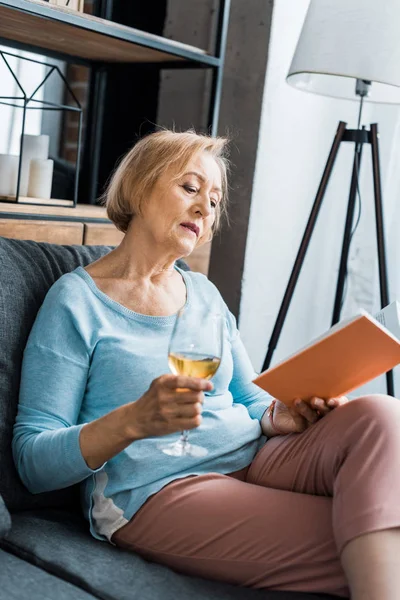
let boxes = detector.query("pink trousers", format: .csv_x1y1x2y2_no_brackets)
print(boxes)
112,395,400,597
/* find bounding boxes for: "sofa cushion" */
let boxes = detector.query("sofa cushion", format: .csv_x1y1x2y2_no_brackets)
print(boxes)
2,509,336,600
0,237,114,513
0,494,11,538
0,548,95,600
0,236,188,513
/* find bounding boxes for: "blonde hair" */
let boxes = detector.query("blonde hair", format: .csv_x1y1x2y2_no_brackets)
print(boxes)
101,129,230,236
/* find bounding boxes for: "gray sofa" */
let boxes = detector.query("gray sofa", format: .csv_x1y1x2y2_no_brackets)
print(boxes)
0,236,337,600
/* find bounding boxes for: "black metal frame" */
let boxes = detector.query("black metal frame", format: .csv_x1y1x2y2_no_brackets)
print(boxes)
0,0,230,207
208,0,230,136
262,120,394,397
0,49,82,208
0,211,109,224
42,0,73,6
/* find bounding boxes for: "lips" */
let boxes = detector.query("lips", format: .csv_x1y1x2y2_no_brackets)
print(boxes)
180,222,200,237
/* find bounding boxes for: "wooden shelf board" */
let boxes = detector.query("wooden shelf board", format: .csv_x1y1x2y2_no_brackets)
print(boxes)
0,201,108,220
0,217,84,244
0,0,218,65
0,195,74,207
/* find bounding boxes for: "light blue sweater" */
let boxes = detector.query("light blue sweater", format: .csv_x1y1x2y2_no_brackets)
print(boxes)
13,265,273,542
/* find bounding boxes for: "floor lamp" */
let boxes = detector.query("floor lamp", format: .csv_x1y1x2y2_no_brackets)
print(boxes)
262,0,400,396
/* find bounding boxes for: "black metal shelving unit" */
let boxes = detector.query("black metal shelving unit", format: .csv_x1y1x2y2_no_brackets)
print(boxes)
0,0,230,209
0,0,224,66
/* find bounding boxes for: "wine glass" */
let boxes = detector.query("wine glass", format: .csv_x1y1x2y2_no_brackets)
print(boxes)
158,307,224,458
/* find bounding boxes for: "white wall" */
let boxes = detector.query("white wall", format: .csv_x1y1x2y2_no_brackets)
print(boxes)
239,0,400,396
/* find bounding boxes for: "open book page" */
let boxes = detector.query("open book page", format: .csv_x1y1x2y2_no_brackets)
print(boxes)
346,302,400,398
374,301,400,340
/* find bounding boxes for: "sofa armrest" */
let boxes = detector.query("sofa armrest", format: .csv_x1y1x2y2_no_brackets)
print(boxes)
0,494,11,538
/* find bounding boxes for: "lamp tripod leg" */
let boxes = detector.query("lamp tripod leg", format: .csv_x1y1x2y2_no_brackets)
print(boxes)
331,130,365,326
261,121,347,372
370,124,394,396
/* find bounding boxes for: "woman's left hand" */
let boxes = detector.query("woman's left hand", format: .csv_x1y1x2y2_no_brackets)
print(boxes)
268,396,349,435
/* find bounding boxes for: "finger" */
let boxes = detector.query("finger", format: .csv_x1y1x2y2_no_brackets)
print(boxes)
327,396,348,408
293,399,319,424
176,414,202,430
288,406,308,432
172,391,205,405
161,374,213,392
309,396,331,415
173,402,203,419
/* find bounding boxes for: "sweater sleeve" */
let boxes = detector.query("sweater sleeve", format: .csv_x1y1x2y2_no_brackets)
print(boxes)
12,277,104,494
226,309,274,421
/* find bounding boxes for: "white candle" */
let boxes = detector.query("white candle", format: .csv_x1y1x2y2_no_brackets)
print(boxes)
0,154,19,196
27,159,54,199
19,134,50,196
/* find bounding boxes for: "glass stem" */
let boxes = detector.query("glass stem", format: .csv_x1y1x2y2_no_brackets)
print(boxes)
180,430,189,445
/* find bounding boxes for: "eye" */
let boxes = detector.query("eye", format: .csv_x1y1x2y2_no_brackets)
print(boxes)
183,184,197,194
210,200,218,208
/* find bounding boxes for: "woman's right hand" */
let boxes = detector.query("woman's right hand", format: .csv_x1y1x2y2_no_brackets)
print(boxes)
129,374,213,440
80,374,212,470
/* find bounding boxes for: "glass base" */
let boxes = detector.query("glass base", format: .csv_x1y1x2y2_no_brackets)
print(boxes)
158,439,208,458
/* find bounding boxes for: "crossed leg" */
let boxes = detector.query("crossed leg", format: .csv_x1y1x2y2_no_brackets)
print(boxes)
112,395,400,597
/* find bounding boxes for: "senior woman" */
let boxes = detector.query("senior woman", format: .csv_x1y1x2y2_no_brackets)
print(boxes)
12,130,400,599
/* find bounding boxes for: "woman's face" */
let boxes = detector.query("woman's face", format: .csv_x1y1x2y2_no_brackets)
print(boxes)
140,152,223,256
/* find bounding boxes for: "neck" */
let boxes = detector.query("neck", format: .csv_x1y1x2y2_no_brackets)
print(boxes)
103,221,182,283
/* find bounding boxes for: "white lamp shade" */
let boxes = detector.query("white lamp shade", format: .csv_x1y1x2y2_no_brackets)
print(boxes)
287,0,400,104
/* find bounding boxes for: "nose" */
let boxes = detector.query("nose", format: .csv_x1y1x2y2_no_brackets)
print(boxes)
194,194,212,217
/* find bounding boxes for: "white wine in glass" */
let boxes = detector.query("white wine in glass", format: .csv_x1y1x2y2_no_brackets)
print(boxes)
158,308,223,458
168,352,221,380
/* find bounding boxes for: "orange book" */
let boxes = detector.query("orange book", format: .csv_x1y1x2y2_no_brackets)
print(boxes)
253,302,400,405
